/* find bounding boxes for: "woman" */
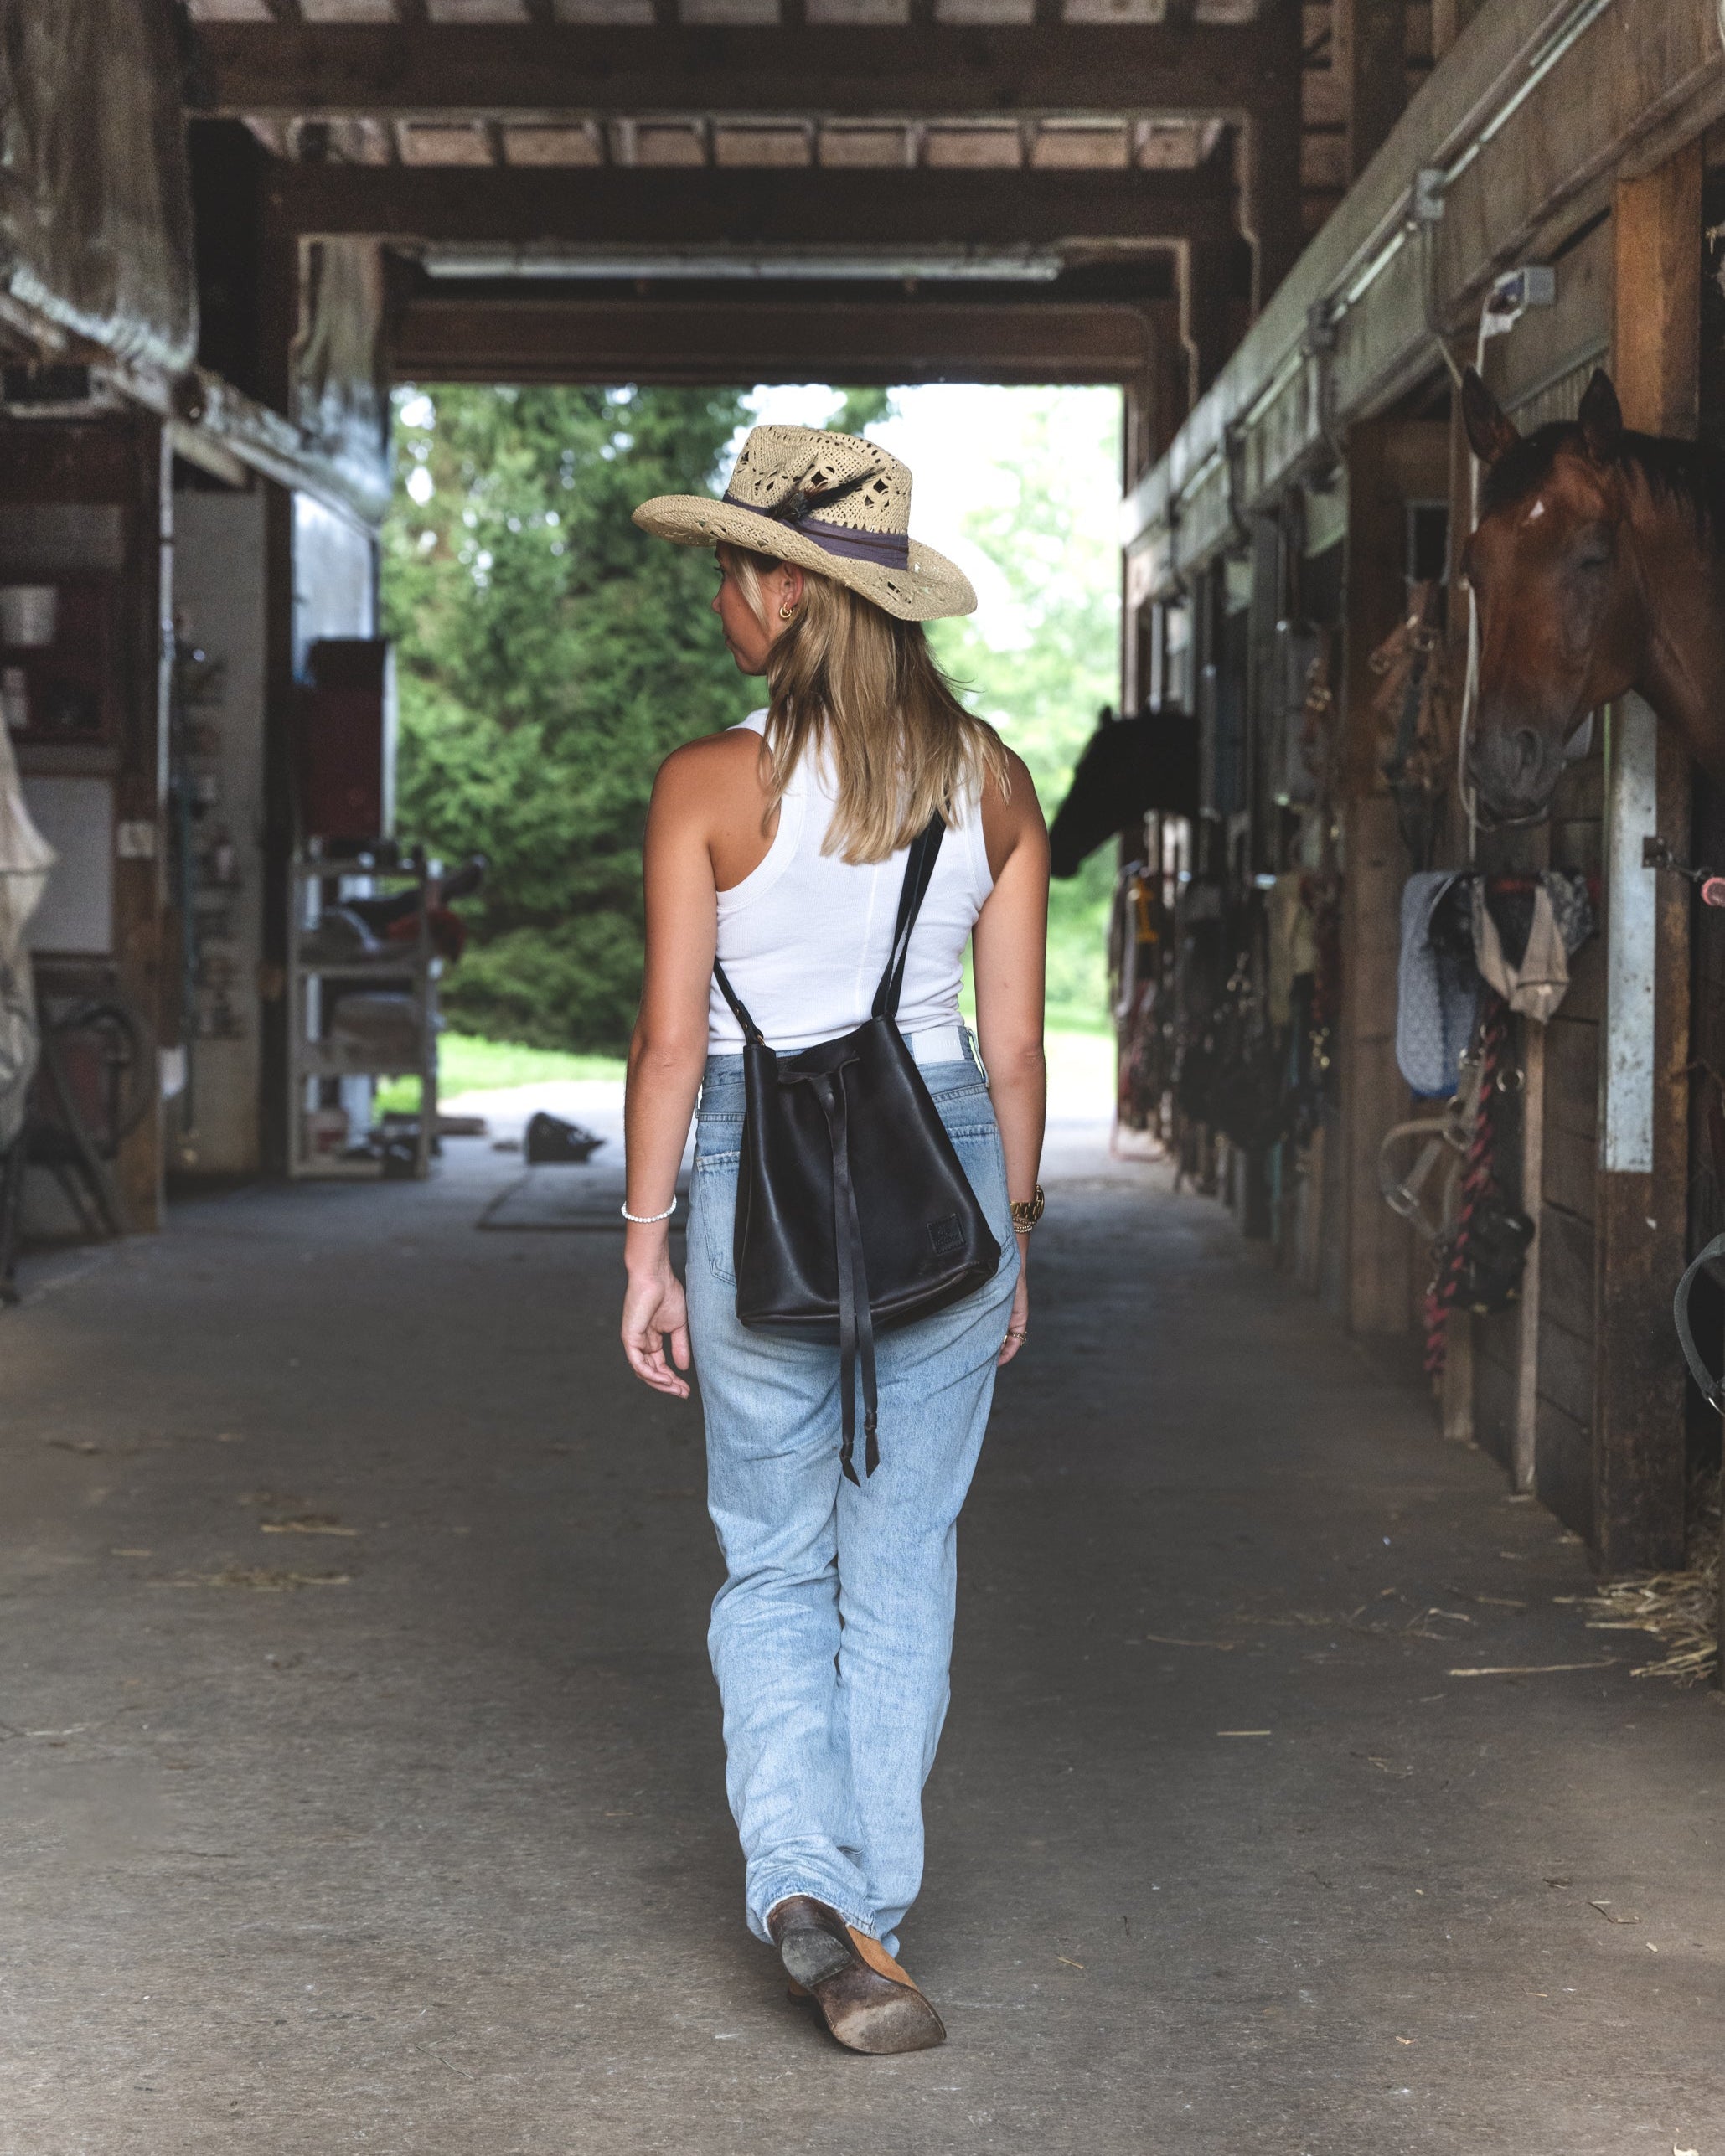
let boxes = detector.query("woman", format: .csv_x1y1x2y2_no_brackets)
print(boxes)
620,425,1048,2054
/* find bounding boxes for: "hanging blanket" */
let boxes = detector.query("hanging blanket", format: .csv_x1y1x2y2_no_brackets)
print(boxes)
1469,873,1593,1023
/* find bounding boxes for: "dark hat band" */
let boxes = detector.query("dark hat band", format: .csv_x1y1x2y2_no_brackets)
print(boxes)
722,493,911,570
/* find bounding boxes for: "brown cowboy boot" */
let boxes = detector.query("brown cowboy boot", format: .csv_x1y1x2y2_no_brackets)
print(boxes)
767,1896,946,2055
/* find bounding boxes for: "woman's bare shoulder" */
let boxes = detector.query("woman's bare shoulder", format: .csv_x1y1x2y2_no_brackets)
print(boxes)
979,743,1048,880
654,725,767,812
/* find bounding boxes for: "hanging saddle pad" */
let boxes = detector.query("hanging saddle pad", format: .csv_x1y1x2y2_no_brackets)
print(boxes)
1396,870,1479,1098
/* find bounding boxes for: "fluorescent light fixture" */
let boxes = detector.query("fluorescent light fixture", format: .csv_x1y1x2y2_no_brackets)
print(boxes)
420,245,1067,283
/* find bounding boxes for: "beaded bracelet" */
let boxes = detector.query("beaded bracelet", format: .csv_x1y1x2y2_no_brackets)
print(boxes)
620,1198,678,1224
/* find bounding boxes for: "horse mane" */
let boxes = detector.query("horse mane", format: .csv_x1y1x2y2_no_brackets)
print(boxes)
1481,419,1725,549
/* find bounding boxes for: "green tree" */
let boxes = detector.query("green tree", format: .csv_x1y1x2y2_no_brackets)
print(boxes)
383,383,751,1051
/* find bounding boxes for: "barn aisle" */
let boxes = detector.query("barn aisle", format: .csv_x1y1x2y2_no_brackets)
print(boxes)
3,1137,1722,2154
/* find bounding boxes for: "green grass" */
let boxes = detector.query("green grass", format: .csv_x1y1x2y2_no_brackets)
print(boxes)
376,1032,626,1112
382,1025,1113,1115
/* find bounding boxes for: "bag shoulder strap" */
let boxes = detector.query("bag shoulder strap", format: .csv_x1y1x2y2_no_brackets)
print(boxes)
1674,1230,1725,1411
710,806,948,1041
872,811,948,1022
711,956,764,1046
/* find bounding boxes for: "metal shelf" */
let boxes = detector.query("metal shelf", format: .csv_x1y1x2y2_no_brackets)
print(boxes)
297,1051,430,1081
292,956,431,979
292,849,426,883
287,844,439,1182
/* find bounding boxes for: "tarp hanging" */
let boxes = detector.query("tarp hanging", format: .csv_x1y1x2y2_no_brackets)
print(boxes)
0,0,197,375
0,718,55,1152
291,240,392,527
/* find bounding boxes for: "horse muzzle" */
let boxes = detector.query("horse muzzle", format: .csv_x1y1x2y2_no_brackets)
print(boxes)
1467,720,1565,826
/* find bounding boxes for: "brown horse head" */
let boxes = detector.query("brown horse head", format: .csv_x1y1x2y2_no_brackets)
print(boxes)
1459,367,1650,823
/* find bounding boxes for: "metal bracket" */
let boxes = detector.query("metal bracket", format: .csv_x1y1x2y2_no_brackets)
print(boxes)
1642,835,1725,907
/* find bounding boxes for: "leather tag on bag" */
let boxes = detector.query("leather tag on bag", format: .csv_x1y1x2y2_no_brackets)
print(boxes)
927,1215,965,1258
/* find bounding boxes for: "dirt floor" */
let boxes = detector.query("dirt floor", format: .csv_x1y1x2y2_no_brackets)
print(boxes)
2,1121,1722,2154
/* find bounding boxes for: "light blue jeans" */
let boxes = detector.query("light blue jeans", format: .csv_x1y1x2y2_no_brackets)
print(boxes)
685,1041,1018,1955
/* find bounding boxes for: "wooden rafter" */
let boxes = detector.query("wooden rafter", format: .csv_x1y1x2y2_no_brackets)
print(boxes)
190,23,1292,123
391,291,1169,386
266,162,1235,246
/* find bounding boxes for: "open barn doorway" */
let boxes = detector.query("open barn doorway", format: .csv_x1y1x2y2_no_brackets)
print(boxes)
361,378,1125,1172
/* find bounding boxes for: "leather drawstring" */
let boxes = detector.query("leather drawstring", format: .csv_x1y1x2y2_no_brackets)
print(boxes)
789,1061,877,1481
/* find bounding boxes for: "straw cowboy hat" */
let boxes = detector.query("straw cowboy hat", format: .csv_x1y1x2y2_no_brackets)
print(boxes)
633,424,976,622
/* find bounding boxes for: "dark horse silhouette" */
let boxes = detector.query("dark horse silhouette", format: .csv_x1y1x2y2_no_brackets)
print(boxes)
1047,703,1201,877
1460,364,1725,823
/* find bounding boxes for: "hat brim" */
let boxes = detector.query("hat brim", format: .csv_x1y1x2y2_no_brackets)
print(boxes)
632,494,977,622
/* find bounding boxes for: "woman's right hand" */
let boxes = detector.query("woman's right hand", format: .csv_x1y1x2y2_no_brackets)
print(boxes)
997,1254,1030,1366
622,1256,692,1398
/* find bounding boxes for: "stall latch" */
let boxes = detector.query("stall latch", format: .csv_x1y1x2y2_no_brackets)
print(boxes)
1643,835,1725,909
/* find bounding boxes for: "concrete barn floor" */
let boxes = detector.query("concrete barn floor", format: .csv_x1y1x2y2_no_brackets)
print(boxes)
3,1128,1723,2156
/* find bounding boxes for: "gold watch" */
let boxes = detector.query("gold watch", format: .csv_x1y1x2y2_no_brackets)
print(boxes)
1010,1184,1045,1235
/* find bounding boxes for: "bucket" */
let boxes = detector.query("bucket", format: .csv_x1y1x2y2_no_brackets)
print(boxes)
0,585,59,647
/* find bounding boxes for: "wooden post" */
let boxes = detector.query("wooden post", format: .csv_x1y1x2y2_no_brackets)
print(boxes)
1593,146,1702,1571
110,420,172,1235
1332,0,1405,185
1180,236,1233,404
1513,1016,1546,1490
1119,301,1171,714
1336,420,1449,1335
1240,0,1305,313
1443,1310,1475,1442
256,223,300,1179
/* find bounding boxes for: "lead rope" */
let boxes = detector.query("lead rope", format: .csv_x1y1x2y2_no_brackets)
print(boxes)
1423,993,1508,1379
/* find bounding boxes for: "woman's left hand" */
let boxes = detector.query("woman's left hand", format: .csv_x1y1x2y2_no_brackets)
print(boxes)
622,1260,693,1398
997,1258,1030,1367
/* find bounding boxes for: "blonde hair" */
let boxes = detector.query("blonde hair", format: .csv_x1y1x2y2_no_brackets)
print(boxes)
719,543,1008,865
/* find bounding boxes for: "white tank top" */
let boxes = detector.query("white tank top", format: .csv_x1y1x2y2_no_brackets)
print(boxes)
709,709,994,1054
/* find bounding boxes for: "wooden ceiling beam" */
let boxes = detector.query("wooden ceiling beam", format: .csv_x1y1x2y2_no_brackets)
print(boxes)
390,291,1170,386
191,23,1287,122
267,163,1234,246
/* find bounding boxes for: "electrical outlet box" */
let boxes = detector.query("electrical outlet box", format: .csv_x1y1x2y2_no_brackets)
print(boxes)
1492,265,1557,312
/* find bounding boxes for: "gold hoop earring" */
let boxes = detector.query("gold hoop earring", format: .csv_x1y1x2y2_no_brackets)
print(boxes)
778,603,795,621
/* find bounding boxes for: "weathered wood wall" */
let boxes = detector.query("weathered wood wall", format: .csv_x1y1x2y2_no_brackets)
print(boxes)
1588,146,1703,1571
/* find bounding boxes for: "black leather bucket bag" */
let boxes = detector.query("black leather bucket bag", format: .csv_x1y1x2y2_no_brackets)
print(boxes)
712,812,1001,1483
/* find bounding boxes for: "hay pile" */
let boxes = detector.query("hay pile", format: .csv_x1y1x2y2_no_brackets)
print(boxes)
1584,1568,1717,1685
